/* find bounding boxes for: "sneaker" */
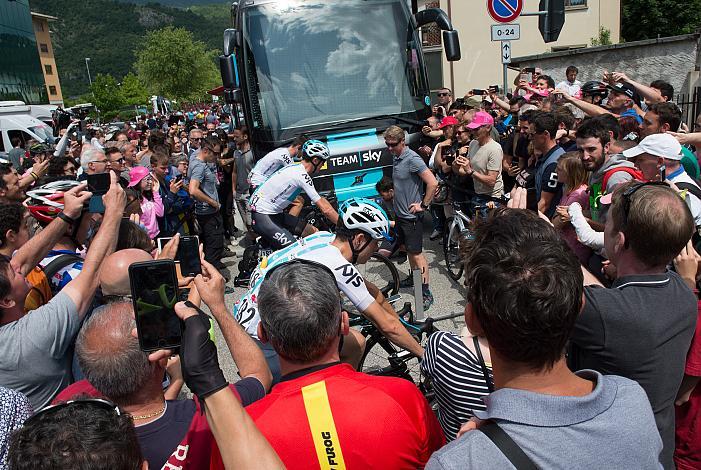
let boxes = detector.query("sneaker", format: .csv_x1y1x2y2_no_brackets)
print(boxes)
399,275,414,288
422,289,434,311
429,229,443,241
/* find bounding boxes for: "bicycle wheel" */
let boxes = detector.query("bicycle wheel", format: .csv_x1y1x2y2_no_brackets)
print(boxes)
357,333,414,382
358,253,399,297
443,220,464,281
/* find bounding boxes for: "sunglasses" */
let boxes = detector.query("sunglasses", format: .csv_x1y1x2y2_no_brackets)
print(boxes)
620,181,667,228
24,398,121,427
110,158,125,164
385,141,402,148
437,93,451,97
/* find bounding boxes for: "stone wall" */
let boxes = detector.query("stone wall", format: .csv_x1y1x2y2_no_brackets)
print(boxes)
511,34,701,99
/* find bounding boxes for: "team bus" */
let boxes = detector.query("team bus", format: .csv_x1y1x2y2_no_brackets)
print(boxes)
219,0,460,201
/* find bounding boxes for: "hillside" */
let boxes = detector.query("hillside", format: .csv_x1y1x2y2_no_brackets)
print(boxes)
29,0,231,98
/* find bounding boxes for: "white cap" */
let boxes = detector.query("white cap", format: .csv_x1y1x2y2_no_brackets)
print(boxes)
623,133,683,161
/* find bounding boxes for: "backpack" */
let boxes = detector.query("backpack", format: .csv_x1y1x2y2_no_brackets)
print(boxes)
601,166,644,192
24,253,83,312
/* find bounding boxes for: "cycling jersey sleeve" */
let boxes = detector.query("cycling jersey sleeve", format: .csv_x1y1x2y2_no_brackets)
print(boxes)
296,167,322,204
331,261,374,312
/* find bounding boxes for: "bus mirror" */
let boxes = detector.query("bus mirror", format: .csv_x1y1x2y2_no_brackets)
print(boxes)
443,30,461,61
223,28,240,56
219,55,239,89
224,89,242,104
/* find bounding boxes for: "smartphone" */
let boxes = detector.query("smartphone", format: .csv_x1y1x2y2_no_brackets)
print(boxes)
520,73,532,83
489,85,500,94
659,165,666,181
524,67,536,74
130,260,182,352
472,89,487,96
156,237,173,254
87,173,110,195
526,187,538,212
87,173,110,213
178,236,202,277
554,93,564,103
175,174,184,183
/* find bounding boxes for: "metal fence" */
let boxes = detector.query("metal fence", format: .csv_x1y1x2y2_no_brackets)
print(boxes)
676,87,701,128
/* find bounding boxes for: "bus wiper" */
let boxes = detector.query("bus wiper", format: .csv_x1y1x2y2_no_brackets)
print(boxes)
312,113,425,136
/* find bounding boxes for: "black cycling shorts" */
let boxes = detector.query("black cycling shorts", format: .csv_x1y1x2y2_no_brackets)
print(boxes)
251,212,307,250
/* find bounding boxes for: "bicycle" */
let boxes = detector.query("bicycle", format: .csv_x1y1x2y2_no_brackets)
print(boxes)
234,193,400,292
443,203,487,281
350,300,464,405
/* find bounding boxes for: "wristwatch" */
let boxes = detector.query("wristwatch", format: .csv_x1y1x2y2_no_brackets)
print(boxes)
420,201,429,210
467,169,475,176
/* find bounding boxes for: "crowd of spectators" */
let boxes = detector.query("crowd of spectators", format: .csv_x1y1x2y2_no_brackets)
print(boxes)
1,64,701,470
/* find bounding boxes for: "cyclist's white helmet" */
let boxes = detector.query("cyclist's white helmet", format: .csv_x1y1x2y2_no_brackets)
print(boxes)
339,197,392,241
302,140,330,161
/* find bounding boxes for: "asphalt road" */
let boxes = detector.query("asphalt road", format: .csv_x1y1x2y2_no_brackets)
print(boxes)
202,211,467,388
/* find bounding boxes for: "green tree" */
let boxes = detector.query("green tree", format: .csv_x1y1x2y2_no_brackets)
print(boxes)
90,73,125,114
120,72,150,107
622,0,701,42
134,26,220,102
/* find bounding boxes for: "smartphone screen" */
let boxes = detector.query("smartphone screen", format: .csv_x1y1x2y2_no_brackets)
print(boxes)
87,173,110,214
156,237,173,254
87,173,110,195
178,236,202,277
130,260,181,351
526,187,538,212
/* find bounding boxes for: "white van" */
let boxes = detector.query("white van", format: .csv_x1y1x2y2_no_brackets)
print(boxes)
0,101,57,137
0,114,53,154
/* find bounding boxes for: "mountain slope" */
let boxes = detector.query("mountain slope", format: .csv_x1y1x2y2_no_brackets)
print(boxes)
29,0,230,98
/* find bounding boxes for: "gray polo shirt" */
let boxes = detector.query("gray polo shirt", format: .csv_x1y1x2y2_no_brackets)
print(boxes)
392,147,428,220
427,370,662,470
569,271,697,469
0,292,80,410
234,148,255,195
188,157,219,216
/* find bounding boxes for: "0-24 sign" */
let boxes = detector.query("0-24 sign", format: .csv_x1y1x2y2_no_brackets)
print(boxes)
491,23,520,41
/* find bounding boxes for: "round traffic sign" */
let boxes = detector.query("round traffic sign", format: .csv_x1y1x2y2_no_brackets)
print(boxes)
487,0,523,24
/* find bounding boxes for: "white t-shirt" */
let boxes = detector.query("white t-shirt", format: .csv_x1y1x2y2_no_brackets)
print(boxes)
248,147,294,187
556,79,582,97
233,231,375,338
249,164,321,214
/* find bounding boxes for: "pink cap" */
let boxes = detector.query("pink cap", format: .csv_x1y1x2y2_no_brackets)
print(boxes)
127,166,150,188
466,111,495,129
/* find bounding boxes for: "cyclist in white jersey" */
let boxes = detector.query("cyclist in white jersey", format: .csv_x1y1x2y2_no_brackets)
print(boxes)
247,135,307,192
249,140,339,249
234,197,424,382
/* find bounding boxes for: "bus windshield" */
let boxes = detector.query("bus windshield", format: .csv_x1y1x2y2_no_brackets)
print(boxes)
242,0,427,133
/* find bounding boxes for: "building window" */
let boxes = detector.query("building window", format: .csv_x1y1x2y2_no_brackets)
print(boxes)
40,43,49,53
565,0,587,7
49,86,57,96
44,64,53,75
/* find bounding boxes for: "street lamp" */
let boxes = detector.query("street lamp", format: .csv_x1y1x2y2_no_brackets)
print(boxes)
85,57,93,89
85,57,100,124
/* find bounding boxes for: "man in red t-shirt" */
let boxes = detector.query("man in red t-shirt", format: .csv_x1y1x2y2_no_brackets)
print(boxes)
245,260,444,469
56,263,271,470
675,300,701,470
